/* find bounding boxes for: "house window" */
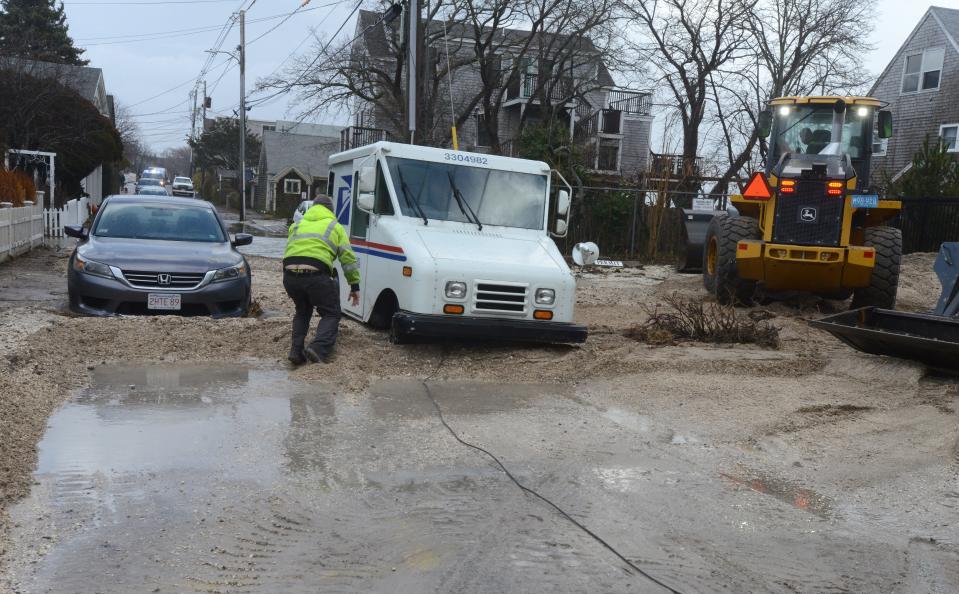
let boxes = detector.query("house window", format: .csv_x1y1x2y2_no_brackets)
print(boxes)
901,47,944,93
940,124,959,152
872,137,888,157
476,113,491,147
284,178,301,195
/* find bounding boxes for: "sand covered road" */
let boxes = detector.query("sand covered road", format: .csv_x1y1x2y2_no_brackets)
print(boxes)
1,247,955,587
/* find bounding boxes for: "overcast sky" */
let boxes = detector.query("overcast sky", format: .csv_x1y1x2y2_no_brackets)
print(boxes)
59,0,958,152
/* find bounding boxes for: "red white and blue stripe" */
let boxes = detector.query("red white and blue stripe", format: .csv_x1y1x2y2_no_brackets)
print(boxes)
351,239,407,262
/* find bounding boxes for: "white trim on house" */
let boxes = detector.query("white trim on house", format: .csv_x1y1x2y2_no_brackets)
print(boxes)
900,47,945,94
939,123,959,152
274,165,310,183
283,178,302,195
929,8,959,56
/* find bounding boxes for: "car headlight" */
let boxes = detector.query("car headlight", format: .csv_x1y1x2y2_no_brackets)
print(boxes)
534,288,556,305
73,255,114,279
445,281,467,299
213,262,248,282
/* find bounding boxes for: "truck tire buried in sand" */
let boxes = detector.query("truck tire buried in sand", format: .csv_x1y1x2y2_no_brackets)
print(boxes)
851,226,902,310
703,215,760,306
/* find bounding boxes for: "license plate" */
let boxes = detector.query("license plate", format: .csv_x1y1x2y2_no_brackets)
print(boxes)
852,194,879,209
148,293,181,310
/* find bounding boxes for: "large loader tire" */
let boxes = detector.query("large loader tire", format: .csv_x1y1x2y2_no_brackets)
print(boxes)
851,226,902,310
703,215,760,305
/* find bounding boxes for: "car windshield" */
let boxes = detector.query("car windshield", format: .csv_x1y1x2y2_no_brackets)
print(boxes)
93,203,225,242
771,104,872,161
174,177,191,184
385,157,547,230
138,188,167,195
139,178,161,186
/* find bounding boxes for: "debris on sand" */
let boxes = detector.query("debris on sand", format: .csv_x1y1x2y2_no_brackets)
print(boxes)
624,293,780,349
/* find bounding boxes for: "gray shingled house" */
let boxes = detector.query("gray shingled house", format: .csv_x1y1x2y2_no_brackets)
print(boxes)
254,129,340,217
345,10,653,177
869,5,959,185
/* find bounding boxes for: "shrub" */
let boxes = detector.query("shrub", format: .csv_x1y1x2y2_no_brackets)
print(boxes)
0,167,36,206
624,293,780,349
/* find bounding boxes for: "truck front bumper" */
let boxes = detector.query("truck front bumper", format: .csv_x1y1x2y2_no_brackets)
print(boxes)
392,312,588,344
736,240,876,292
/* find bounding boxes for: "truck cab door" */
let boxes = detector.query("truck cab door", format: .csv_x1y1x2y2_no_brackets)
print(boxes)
342,159,373,320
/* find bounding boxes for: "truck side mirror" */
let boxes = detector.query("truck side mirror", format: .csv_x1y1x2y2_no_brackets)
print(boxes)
556,189,570,217
358,166,376,193
878,110,893,139
757,110,773,138
552,219,568,237
357,192,375,213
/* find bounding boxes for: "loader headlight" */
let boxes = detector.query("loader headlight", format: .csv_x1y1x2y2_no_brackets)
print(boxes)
534,288,556,305
445,281,467,299
73,255,114,279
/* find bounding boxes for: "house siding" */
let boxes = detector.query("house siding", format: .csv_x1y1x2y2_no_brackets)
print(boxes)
871,11,959,185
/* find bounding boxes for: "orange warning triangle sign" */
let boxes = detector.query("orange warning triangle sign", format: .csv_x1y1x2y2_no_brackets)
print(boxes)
742,172,772,200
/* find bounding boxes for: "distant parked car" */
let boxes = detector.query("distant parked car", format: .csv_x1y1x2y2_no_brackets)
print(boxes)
171,176,195,197
292,199,312,224
65,195,253,317
136,185,169,197
135,177,163,193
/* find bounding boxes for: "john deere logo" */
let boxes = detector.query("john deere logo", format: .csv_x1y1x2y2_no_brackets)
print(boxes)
800,207,818,222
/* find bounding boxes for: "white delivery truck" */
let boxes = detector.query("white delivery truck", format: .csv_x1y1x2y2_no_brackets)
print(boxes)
326,142,587,344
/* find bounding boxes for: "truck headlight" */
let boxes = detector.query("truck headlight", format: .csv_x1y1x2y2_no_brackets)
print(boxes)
213,262,248,282
534,288,556,305
445,281,467,299
73,255,114,279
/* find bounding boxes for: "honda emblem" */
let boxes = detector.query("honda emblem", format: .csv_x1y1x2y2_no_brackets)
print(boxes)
157,273,171,285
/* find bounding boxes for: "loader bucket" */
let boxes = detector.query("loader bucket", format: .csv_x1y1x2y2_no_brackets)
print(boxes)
810,242,959,372
680,209,722,272
809,308,959,372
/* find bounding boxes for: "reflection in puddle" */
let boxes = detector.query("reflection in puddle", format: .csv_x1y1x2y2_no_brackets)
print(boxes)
721,470,833,518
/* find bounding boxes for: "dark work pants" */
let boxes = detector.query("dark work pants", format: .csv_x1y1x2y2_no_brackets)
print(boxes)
283,271,341,356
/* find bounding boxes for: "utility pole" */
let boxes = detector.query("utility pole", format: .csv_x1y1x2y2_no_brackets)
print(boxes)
201,80,208,193
239,9,247,222
407,0,416,144
189,87,198,176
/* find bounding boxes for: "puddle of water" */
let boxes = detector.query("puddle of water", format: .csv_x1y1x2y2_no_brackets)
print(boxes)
370,379,553,418
720,470,834,518
601,407,652,432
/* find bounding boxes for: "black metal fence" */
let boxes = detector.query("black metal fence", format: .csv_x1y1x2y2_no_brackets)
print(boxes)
892,197,959,253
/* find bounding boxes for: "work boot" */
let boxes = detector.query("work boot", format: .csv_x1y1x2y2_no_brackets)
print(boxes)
288,346,306,365
303,344,330,364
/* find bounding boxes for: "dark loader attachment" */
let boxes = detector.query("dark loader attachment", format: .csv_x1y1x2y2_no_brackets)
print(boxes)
811,243,959,372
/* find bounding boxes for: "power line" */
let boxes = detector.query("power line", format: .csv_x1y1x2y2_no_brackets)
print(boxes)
65,0,234,5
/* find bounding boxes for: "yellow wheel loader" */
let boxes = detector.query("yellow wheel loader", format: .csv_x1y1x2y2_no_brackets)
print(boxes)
703,96,900,307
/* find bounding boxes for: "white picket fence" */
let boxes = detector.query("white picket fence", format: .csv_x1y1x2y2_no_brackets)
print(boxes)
0,202,44,263
43,196,90,237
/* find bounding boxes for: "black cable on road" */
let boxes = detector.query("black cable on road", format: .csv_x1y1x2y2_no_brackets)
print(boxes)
419,358,683,594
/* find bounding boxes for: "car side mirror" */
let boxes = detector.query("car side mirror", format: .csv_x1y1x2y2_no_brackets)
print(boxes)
232,233,253,247
64,225,88,239
758,109,773,138
357,192,375,213
556,189,570,217
551,219,568,237
877,110,893,139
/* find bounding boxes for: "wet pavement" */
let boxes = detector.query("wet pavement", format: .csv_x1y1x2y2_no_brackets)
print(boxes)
227,221,287,260
4,364,959,592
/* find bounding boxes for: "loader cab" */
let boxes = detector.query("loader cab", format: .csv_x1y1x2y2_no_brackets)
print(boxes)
762,97,891,192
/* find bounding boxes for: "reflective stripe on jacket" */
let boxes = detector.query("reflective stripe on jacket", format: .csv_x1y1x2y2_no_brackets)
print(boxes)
283,204,361,287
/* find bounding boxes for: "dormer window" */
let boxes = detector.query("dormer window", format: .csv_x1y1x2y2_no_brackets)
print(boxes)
901,47,944,93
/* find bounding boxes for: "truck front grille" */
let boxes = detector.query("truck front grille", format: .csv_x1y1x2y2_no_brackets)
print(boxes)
122,270,206,289
473,282,528,314
771,180,843,247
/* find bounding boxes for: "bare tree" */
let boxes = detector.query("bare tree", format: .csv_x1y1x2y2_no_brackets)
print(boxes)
624,0,755,205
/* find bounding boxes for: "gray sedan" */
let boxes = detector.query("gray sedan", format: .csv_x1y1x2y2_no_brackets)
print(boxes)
65,196,253,316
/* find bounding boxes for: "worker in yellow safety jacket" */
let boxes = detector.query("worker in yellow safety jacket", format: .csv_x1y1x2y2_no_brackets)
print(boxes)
282,194,360,365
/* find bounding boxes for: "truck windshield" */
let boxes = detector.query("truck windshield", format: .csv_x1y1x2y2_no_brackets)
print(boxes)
385,157,547,230
770,105,872,162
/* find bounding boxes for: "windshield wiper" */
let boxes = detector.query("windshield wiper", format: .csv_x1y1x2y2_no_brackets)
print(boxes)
397,167,428,226
776,109,818,143
446,172,483,231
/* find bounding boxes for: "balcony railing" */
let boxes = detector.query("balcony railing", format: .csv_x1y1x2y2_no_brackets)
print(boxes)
576,108,623,138
606,89,651,116
340,126,390,151
649,153,703,178
506,72,575,103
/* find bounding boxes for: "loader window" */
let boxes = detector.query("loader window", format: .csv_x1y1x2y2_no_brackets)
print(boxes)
771,105,871,162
